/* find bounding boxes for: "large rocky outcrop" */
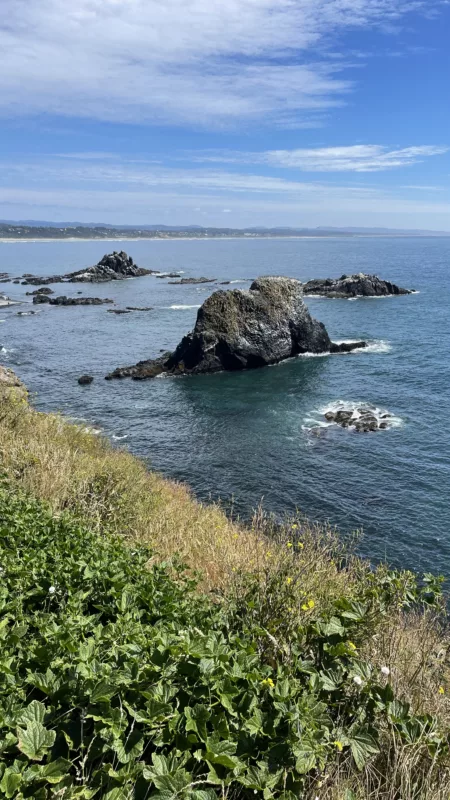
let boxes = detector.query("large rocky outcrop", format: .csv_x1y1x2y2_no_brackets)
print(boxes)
302,273,413,298
23,251,157,285
106,276,366,380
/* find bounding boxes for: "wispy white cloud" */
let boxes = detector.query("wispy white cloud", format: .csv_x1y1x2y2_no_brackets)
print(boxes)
190,145,449,172
0,0,441,127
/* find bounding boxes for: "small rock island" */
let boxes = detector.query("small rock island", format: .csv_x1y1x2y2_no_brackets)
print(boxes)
23,251,157,285
106,276,366,380
302,272,413,298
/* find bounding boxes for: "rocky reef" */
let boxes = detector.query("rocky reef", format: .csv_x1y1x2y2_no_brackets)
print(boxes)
23,251,157,285
324,405,396,432
168,277,216,285
302,273,413,298
106,276,366,380
33,295,113,306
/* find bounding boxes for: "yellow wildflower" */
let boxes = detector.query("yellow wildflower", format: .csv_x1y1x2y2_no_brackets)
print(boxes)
347,642,357,651
308,599,315,609
287,541,293,548
333,741,344,752
439,686,445,695
291,523,298,530
297,542,304,549
301,599,315,611
261,678,275,688
286,576,293,585
233,533,239,539
266,551,272,558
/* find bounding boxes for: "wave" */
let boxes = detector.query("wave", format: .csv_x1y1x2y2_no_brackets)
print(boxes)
303,400,403,432
112,434,128,441
333,339,392,354
165,304,201,310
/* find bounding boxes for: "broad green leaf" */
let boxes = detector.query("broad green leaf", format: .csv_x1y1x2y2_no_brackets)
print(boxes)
90,680,117,703
16,699,46,726
185,705,210,742
349,729,379,771
0,766,22,798
205,738,239,769
17,721,56,761
40,757,71,784
295,749,316,775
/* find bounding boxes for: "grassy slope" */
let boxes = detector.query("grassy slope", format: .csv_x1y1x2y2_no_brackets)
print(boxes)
0,374,449,798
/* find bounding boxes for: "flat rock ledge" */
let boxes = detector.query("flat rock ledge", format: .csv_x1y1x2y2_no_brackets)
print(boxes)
106,276,366,381
23,251,158,285
33,295,113,306
302,273,413,298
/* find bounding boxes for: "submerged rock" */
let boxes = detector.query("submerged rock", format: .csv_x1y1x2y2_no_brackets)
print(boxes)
324,405,394,432
78,375,94,385
26,287,54,296
106,276,366,380
168,277,216,285
155,272,182,279
23,251,158,285
33,295,113,306
302,273,413,298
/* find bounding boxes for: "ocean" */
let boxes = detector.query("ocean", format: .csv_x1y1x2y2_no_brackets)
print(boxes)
1,236,449,574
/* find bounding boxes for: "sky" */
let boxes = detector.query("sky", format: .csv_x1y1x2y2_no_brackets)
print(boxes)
0,0,449,229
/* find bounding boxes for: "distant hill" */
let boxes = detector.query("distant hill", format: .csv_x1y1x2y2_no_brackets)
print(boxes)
0,221,449,239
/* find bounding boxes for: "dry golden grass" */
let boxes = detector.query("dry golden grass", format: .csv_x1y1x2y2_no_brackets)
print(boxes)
0,383,357,603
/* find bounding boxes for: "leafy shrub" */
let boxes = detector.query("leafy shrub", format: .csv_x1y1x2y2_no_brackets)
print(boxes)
0,486,448,799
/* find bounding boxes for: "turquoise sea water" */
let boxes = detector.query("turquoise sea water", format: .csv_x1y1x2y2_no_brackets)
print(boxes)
1,236,449,573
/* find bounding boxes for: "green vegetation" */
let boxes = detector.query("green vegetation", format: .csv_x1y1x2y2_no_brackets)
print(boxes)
0,374,449,798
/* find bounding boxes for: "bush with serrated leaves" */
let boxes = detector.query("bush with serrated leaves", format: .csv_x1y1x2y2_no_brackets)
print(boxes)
0,485,448,799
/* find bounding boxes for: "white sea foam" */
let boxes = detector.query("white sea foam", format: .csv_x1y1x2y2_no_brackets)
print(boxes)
166,304,201,310
228,279,250,284
303,400,403,433
333,339,392,354
112,434,128,440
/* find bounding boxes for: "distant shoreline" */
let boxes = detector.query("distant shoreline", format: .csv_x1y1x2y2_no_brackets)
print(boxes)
1,233,450,244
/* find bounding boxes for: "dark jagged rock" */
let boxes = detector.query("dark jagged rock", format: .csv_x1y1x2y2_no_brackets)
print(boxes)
78,375,94,385
302,273,413,298
26,287,54,296
66,251,157,282
23,251,157,286
107,309,132,315
324,405,394,432
33,295,113,306
23,276,61,286
126,306,153,312
168,277,216,285
106,276,366,381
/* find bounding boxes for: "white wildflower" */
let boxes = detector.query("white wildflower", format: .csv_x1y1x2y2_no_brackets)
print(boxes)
49,585,56,595
353,675,363,686
381,666,390,676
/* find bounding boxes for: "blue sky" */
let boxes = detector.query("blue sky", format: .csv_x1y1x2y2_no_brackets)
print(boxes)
0,0,449,229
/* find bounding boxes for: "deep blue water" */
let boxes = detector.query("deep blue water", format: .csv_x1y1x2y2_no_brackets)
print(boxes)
1,236,449,574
